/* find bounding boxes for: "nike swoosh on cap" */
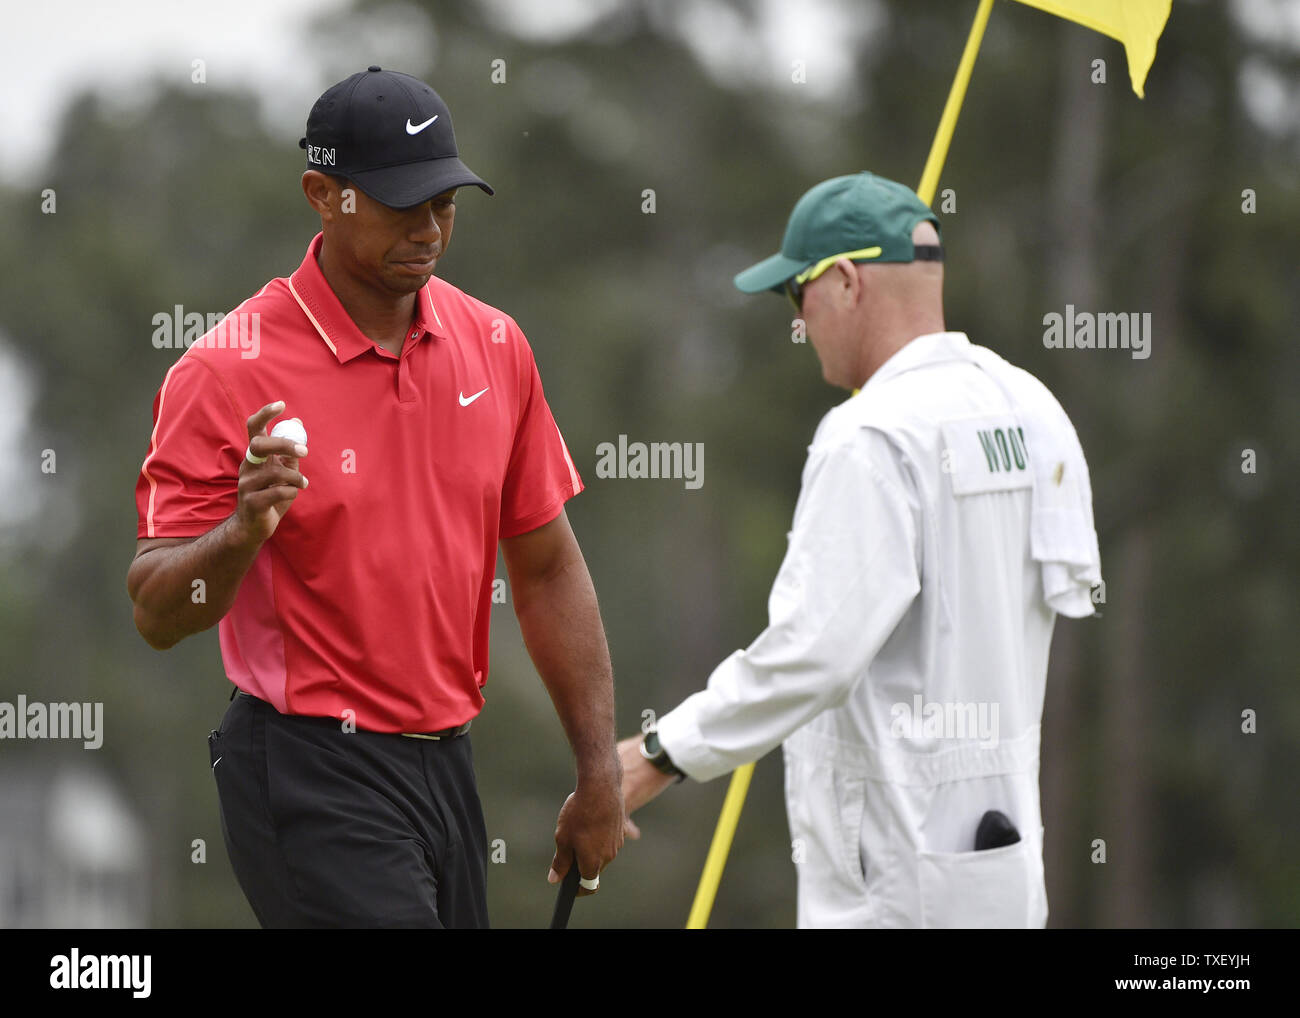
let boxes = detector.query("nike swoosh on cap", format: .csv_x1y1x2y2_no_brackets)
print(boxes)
459,387,489,406
406,115,439,135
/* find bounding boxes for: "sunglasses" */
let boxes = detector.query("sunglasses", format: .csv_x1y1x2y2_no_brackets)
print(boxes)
785,244,944,311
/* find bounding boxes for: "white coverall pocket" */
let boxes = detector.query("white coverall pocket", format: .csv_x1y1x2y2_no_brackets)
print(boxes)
916,838,1040,928
784,754,880,927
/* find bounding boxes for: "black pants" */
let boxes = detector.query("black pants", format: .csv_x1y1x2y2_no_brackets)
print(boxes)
208,692,489,928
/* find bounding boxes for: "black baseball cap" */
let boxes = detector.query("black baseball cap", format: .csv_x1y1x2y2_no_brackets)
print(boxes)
300,66,493,209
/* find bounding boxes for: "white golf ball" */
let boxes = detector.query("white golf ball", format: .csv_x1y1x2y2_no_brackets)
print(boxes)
270,417,308,447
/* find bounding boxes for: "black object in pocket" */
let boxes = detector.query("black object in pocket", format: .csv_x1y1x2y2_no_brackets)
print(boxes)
974,809,1021,850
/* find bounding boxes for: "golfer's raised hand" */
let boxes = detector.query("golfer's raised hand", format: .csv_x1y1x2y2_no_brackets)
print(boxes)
549,778,625,897
236,400,308,544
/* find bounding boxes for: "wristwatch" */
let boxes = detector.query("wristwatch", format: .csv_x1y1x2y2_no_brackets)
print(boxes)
640,730,687,782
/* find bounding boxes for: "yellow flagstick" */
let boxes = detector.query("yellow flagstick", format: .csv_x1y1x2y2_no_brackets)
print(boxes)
917,0,996,206
685,762,755,928
685,0,997,930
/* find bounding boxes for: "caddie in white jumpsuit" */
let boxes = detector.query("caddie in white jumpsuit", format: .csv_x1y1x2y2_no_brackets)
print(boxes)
618,172,1102,928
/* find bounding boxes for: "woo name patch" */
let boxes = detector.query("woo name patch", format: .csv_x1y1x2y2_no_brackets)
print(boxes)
942,414,1033,496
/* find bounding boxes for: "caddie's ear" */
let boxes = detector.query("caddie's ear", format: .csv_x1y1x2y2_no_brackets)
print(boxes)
834,256,864,306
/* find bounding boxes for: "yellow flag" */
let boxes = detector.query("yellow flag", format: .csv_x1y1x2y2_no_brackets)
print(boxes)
1011,0,1171,97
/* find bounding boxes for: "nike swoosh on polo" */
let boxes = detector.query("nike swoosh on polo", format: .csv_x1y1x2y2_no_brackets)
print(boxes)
459,387,489,406
406,115,439,135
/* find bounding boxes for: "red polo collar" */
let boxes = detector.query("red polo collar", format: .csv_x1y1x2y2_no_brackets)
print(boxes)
286,231,448,363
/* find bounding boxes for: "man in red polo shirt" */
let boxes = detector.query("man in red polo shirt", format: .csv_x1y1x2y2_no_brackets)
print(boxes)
126,67,624,927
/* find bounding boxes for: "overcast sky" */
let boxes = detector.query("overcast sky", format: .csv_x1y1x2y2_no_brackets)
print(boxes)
3,0,1296,184
0,0,872,185
0,0,352,183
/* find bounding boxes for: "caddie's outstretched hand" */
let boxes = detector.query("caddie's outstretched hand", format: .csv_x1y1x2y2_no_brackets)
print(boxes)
617,734,677,839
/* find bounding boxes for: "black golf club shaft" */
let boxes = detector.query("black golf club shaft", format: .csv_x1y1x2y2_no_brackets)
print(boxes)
549,864,581,929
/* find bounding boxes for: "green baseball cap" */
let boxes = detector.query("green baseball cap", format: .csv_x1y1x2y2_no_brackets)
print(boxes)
733,171,941,295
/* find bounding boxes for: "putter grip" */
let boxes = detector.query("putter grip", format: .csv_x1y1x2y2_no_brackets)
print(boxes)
549,864,581,930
